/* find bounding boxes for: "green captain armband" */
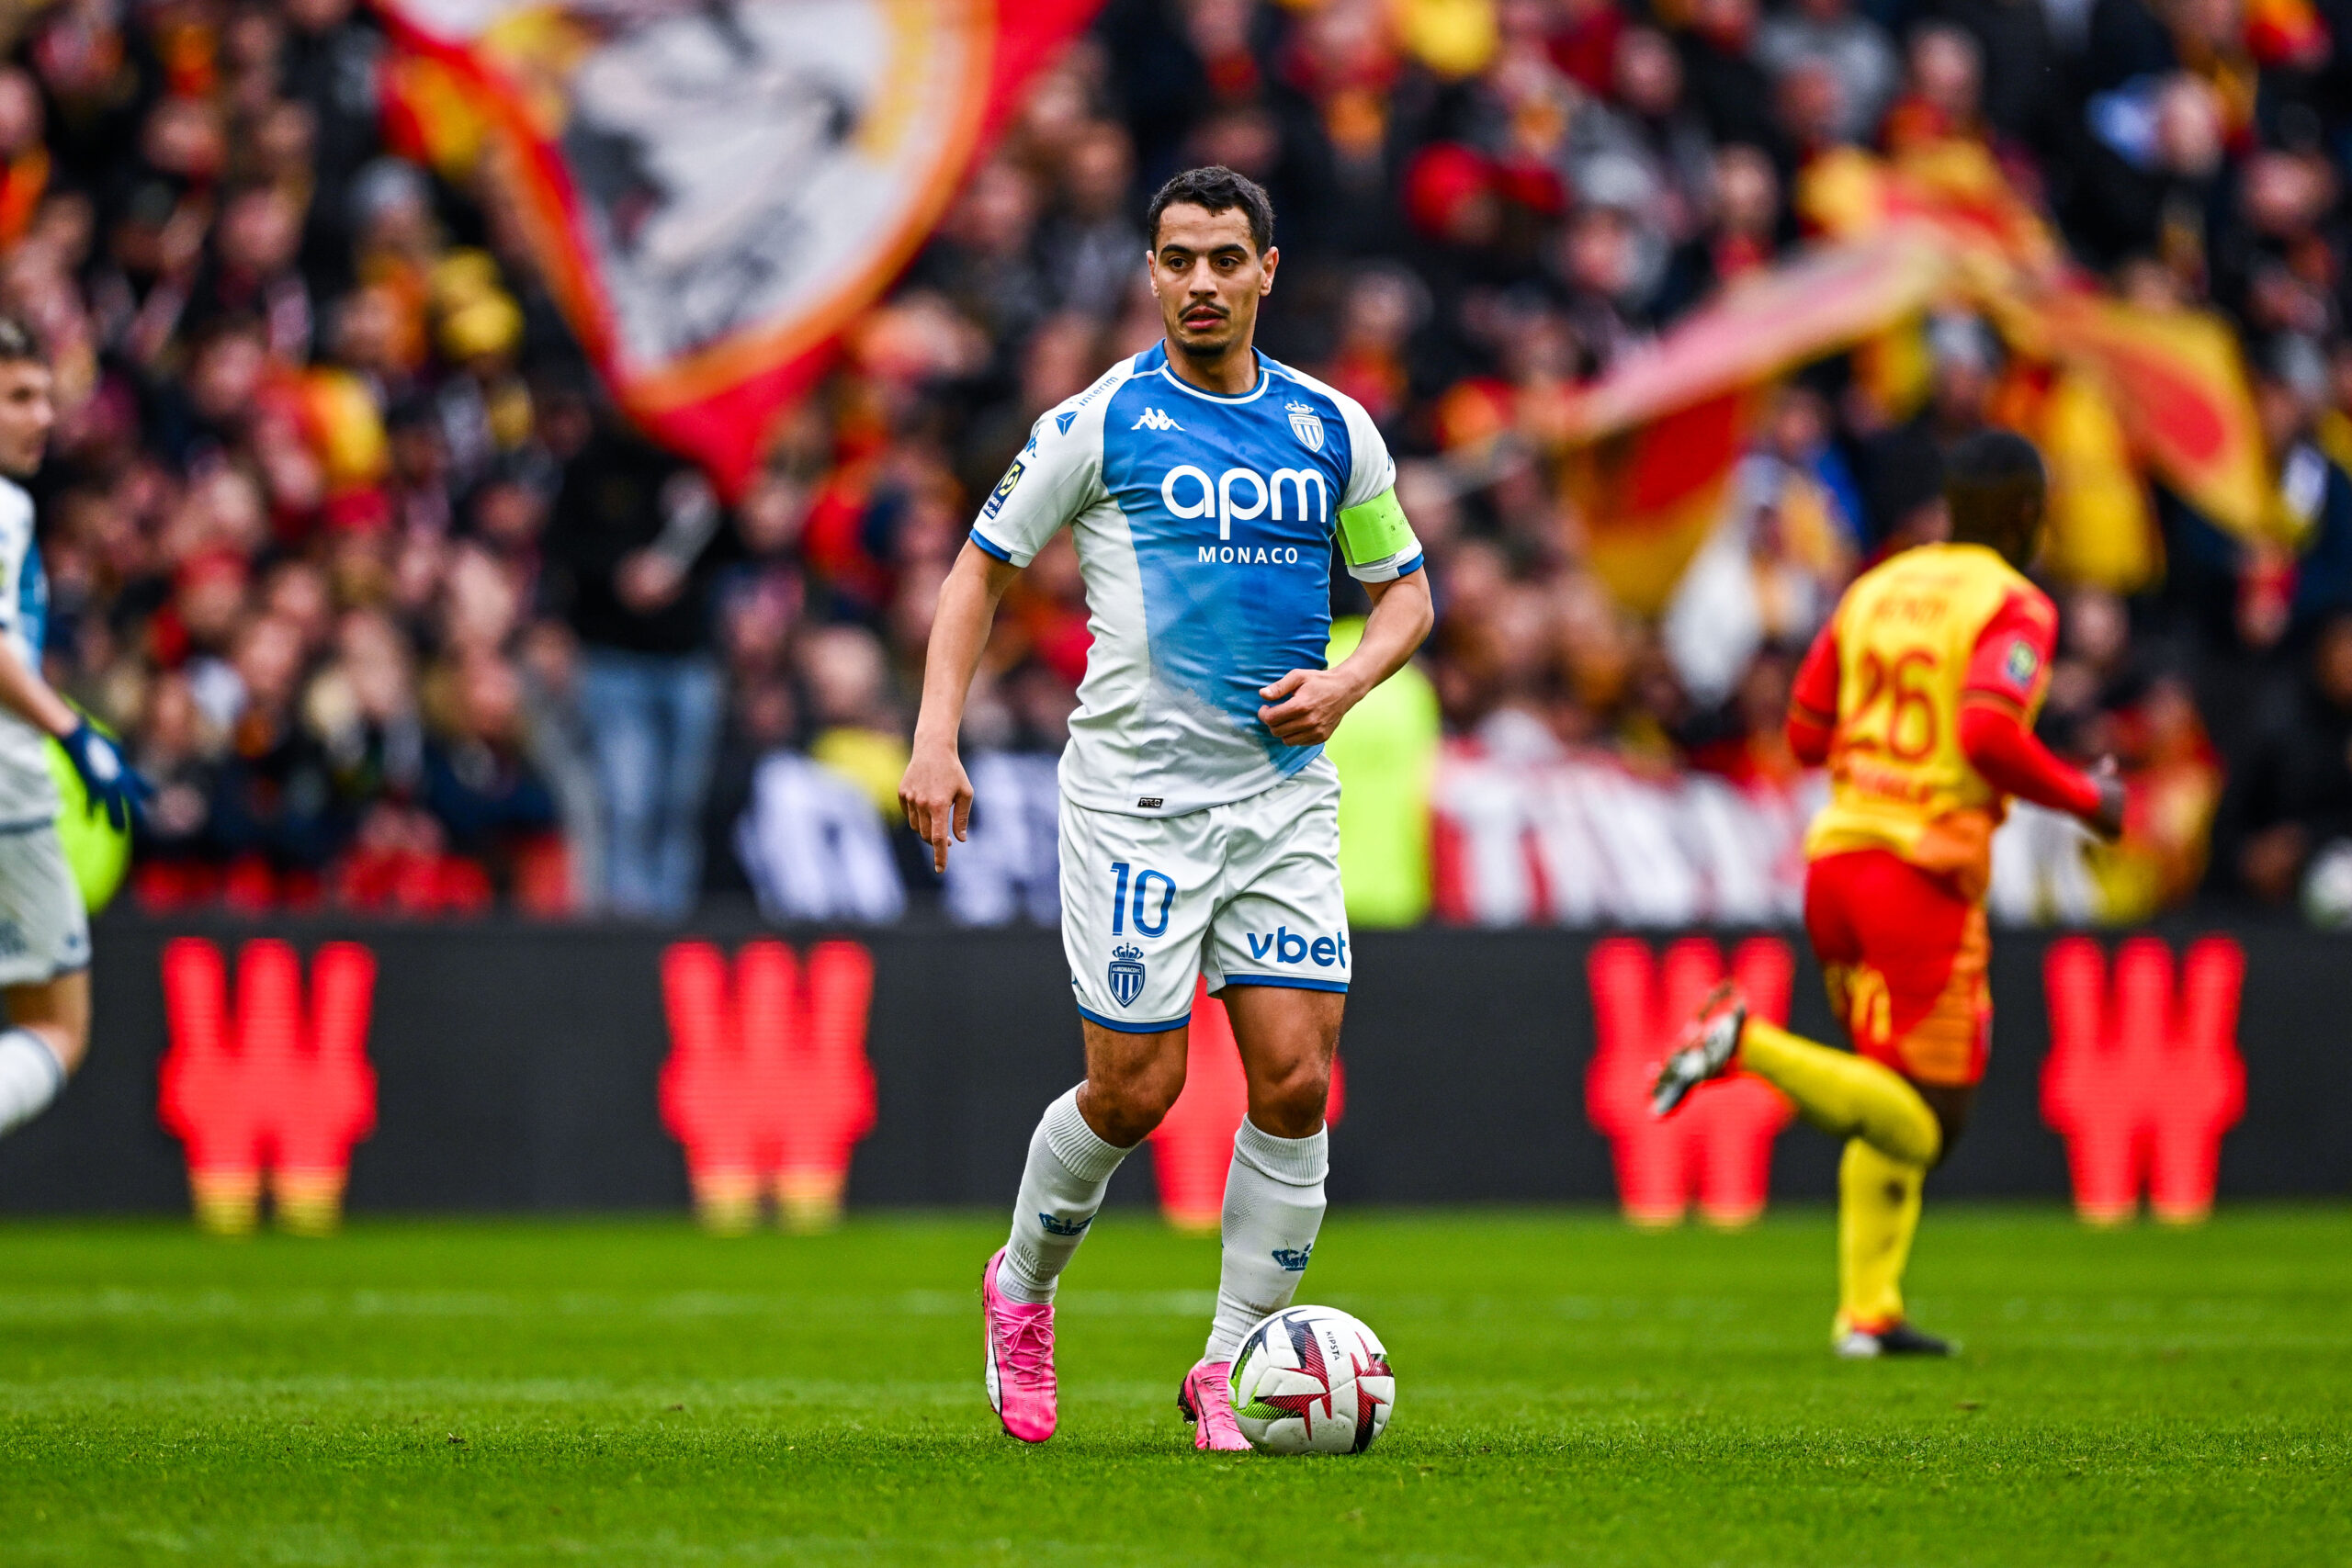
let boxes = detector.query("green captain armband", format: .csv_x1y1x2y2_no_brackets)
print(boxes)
1337,486,1414,566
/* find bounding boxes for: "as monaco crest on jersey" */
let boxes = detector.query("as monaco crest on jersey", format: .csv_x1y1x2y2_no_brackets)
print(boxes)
1285,400,1325,452
1108,943,1148,1008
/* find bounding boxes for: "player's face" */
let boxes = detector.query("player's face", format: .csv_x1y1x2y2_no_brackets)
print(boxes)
0,360,54,479
1148,205,1277,362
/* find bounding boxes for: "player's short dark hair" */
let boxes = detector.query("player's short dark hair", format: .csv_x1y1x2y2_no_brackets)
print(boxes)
0,314,47,369
1146,166,1275,255
1945,428,2045,552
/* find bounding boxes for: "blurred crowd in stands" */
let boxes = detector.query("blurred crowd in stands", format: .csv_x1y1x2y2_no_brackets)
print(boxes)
7,0,2352,924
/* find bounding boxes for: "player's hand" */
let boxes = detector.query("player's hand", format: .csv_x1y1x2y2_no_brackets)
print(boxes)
1257,667,1363,747
61,718,149,832
899,744,973,874
2087,756,2126,841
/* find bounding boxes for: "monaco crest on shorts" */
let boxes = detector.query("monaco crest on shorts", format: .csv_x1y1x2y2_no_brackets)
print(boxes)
1285,401,1325,452
1108,943,1148,1008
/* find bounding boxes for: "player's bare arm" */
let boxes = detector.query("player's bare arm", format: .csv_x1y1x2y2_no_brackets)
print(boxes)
2088,758,2126,839
1258,570,1434,746
0,632,79,743
900,541,1020,873
0,363,68,738
0,349,140,832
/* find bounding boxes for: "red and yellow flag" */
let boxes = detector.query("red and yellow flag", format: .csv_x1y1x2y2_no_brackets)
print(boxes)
1555,141,2273,610
1555,235,1951,612
2029,292,2270,542
1804,144,2271,540
375,0,1100,496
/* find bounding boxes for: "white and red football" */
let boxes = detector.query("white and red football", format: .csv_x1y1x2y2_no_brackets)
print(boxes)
1227,1305,1395,1455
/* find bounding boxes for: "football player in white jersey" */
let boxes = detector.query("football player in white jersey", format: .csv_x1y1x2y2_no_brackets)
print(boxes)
0,317,146,1145
901,168,1433,1448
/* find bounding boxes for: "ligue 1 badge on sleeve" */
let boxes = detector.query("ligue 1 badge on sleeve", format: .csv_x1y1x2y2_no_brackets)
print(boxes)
1108,943,1148,1008
1285,400,1324,452
983,457,1025,518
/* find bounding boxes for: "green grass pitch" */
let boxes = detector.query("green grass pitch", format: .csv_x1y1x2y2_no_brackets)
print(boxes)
3,1207,2346,1566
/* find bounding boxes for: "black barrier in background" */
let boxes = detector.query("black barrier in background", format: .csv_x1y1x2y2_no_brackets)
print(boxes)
0,916,2344,1213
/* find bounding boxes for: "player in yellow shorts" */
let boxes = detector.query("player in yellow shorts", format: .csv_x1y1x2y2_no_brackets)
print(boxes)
1652,432,2124,1356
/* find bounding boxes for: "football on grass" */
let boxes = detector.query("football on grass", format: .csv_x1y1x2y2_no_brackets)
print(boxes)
1228,1305,1394,1454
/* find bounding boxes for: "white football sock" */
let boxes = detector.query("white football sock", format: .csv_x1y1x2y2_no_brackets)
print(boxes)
1204,1117,1329,1361
0,1028,66,1138
997,1086,1134,1305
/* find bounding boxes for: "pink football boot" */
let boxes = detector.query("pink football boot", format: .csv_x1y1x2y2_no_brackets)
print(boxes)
982,1248,1057,1442
1176,1359,1252,1451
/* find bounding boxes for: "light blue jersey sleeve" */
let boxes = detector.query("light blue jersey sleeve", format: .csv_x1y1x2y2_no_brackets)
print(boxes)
967,367,1124,567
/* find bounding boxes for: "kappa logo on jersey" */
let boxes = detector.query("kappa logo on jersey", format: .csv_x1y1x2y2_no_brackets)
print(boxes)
1132,406,1183,432
1107,942,1148,1007
1285,400,1325,452
982,458,1024,519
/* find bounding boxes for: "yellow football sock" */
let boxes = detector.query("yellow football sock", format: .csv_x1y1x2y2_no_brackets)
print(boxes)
1838,1138,1925,1332
1736,1019,1941,1167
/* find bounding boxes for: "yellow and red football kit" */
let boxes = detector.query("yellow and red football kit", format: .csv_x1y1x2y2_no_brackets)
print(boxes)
1788,540,2098,1089
1740,543,2104,1339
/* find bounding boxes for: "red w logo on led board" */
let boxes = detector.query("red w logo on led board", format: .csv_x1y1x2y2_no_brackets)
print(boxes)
1586,936,1795,1226
2041,935,2245,1224
157,939,378,1235
660,940,877,1232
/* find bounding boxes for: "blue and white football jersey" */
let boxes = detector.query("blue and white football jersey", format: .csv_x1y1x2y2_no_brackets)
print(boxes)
970,344,1423,818
0,477,54,826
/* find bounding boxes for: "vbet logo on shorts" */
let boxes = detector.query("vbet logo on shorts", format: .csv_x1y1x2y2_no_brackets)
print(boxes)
1246,926,1349,969
1159,462,1328,560
1108,942,1148,1008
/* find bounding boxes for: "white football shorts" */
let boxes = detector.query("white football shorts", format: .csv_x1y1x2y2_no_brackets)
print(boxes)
0,823,88,987
1059,761,1350,1032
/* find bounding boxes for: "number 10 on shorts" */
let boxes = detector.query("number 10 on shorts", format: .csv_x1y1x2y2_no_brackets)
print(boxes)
1110,863,1175,937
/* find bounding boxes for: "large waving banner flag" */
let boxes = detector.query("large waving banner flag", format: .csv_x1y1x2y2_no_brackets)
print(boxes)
377,0,1100,493
1548,141,2274,612
1552,234,1952,612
